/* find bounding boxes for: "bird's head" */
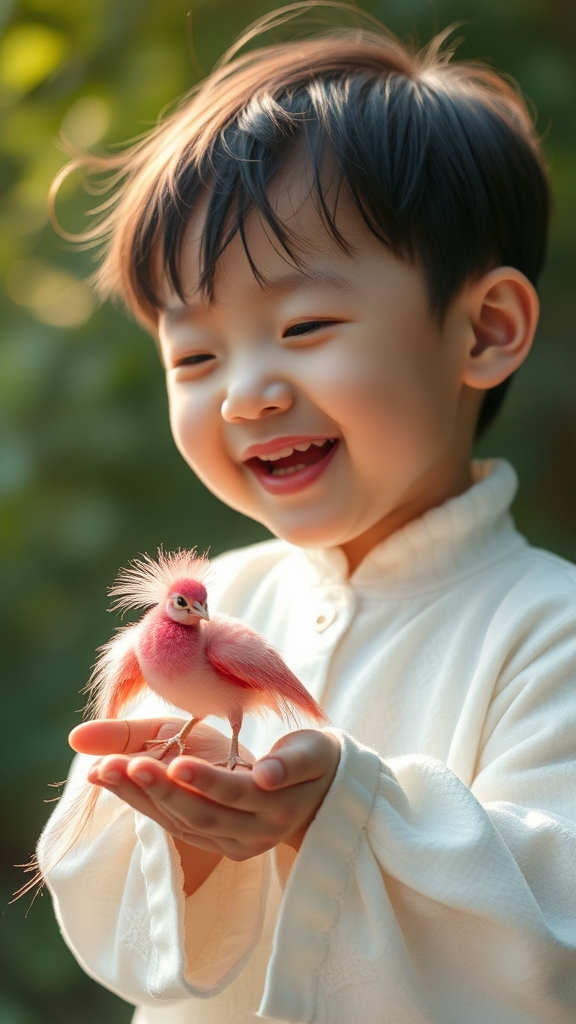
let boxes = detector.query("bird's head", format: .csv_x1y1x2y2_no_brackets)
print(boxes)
165,580,209,626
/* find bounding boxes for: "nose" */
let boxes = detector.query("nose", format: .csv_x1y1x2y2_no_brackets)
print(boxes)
221,374,293,423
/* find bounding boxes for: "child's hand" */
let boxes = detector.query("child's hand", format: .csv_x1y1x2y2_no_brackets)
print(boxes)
76,720,340,859
169,728,341,855
71,716,241,768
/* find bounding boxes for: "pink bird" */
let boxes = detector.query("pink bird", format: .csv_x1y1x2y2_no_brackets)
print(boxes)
87,547,328,768
16,548,328,900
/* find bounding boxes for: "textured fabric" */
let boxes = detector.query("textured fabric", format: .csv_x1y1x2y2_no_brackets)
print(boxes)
38,460,576,1022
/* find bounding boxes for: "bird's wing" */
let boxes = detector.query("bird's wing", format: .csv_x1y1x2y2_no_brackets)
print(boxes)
84,623,146,720
205,616,327,726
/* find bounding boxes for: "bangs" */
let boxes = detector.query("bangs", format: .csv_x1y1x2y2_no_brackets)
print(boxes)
131,67,548,325
52,20,550,435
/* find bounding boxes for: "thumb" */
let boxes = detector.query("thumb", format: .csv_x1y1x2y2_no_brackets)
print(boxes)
252,728,341,791
69,717,185,755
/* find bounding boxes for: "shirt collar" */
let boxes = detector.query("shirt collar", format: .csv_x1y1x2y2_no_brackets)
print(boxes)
300,459,523,592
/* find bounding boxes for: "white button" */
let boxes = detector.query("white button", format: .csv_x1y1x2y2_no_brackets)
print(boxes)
315,606,336,632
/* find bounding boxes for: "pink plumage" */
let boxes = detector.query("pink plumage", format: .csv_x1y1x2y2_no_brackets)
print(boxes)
16,549,327,897
88,548,327,764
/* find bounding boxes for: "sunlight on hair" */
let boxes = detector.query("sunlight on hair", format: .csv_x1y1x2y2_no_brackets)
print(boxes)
6,258,94,327
60,96,112,150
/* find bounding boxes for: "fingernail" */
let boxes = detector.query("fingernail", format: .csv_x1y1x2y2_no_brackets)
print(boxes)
100,768,122,784
172,766,193,783
132,769,154,786
255,759,284,786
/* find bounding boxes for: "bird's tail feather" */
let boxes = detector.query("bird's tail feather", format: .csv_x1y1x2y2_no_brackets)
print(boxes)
244,678,329,730
14,630,145,902
260,668,329,728
12,783,101,905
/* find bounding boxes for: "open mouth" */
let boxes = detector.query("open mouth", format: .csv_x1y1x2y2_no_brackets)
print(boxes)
248,439,337,476
244,438,339,493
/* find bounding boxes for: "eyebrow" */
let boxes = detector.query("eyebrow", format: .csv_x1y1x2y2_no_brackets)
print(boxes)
262,268,355,294
162,267,355,324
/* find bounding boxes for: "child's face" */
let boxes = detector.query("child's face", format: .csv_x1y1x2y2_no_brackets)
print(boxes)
158,165,478,565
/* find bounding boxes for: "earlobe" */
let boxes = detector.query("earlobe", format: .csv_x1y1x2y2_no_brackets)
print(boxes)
462,267,539,391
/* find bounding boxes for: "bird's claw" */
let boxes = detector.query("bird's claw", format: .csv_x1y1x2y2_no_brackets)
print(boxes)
213,753,253,771
142,717,201,760
143,734,187,760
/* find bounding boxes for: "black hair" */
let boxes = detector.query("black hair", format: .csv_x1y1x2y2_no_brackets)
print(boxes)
57,24,550,437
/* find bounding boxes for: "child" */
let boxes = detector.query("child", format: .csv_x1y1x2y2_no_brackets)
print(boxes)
38,9,576,1024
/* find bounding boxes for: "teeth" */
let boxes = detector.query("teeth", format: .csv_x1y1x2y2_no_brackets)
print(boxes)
271,464,306,476
261,446,294,462
259,439,333,462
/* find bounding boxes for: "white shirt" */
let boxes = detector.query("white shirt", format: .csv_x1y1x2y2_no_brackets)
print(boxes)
38,460,576,1023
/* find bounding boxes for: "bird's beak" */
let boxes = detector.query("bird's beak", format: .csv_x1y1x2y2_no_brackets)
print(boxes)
192,601,209,620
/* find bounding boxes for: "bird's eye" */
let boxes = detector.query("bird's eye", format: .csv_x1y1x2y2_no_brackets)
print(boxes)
175,596,188,607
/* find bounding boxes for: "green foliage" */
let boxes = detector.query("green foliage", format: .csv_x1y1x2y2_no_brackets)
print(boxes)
0,1,575,1020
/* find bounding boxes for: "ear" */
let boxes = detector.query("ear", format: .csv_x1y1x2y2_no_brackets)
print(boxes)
460,267,539,390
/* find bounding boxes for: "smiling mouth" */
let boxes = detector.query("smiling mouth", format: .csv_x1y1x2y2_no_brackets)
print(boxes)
246,439,337,477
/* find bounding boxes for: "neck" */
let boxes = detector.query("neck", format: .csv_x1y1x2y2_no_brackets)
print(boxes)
339,454,474,576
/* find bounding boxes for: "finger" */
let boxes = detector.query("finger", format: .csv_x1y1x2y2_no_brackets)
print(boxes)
70,718,185,755
252,729,341,791
89,756,184,831
89,757,227,856
167,756,262,811
125,756,259,838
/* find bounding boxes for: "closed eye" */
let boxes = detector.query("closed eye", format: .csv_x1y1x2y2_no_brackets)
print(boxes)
175,353,216,366
283,320,341,338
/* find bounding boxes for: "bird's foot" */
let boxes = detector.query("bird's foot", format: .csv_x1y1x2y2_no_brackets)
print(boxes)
142,717,202,761
143,734,187,760
213,752,253,771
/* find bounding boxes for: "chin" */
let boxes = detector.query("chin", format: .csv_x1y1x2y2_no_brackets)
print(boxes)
260,513,360,551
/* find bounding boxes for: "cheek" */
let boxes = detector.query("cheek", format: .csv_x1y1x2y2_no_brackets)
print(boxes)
319,355,446,455
167,384,227,480
321,349,459,496
167,385,206,463
166,384,257,512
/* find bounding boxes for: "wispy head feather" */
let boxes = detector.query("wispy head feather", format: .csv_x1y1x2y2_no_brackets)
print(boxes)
108,548,211,613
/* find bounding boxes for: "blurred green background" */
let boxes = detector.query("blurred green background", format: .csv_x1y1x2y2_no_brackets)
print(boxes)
0,0,574,1020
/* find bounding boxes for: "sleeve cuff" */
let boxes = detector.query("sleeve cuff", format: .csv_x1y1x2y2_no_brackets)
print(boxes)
259,728,381,1022
136,812,271,1000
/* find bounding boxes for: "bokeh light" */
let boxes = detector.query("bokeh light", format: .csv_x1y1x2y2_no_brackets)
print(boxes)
0,22,68,94
60,95,111,148
6,258,95,326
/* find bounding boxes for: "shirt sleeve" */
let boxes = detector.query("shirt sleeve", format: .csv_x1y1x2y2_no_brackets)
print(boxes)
38,752,271,1007
259,621,576,1024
